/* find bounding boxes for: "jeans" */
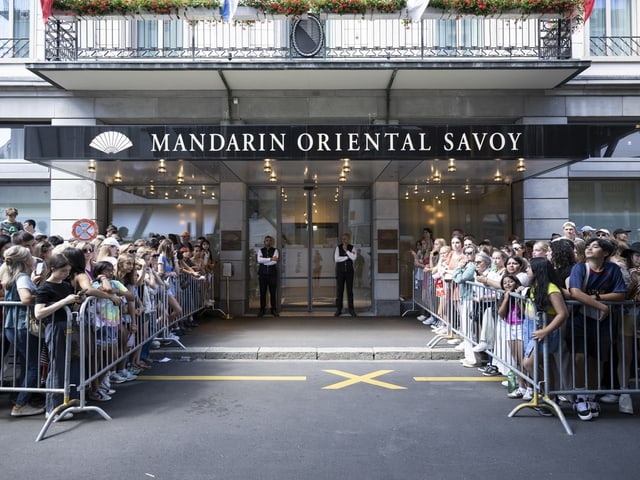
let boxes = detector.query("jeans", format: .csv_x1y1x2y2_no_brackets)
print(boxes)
5,327,41,406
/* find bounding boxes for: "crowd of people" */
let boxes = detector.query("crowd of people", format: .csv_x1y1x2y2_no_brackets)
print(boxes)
0,207,216,420
412,221,639,421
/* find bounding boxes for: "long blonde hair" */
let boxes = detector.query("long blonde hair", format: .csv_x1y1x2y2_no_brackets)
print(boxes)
0,245,32,289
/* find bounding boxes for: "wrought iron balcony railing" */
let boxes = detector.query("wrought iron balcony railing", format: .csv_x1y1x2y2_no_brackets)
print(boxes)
0,38,30,59
590,36,640,57
41,15,574,62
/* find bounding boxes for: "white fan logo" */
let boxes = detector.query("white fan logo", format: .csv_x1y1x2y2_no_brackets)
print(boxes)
89,131,133,154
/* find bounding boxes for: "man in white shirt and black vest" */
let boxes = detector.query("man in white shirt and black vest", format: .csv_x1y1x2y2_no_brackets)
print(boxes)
257,235,279,317
334,232,357,317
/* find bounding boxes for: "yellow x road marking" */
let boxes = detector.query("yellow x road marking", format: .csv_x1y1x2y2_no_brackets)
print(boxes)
322,369,406,390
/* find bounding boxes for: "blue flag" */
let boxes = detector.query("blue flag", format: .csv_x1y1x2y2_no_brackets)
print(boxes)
222,0,238,22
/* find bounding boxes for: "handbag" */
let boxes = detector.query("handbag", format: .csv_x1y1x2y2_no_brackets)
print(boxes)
28,307,45,338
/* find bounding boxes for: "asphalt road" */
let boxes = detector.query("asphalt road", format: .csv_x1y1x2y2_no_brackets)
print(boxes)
1,360,638,479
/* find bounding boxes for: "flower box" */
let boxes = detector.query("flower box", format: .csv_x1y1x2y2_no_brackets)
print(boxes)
181,7,222,21
419,7,562,21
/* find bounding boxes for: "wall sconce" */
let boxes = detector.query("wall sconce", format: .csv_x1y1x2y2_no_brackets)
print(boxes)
263,159,272,173
516,158,527,172
341,158,351,173
339,171,347,182
269,171,277,182
494,169,503,182
88,159,96,173
432,170,441,182
211,192,216,199
201,185,207,194
447,158,456,172
114,170,123,183
158,159,167,174
464,184,470,194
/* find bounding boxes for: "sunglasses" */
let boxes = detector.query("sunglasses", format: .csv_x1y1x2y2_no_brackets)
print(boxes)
83,248,94,253
464,250,474,255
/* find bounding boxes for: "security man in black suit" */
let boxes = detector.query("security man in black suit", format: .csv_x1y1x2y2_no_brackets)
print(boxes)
334,232,357,317
257,235,279,317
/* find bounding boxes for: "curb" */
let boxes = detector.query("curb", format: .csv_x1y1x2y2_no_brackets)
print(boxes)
150,347,464,361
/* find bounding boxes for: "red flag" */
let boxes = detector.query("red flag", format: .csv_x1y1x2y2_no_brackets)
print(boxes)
40,0,54,24
584,0,595,22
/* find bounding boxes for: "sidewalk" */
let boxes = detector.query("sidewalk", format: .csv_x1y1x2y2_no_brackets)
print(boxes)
150,310,464,361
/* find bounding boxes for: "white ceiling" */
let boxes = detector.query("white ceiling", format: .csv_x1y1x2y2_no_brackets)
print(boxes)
28,60,588,91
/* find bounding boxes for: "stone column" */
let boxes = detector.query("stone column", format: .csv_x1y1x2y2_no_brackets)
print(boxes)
372,181,400,315
520,167,569,241
218,182,247,316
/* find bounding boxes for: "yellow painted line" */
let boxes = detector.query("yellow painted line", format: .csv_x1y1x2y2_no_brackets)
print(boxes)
140,375,307,381
323,369,406,390
414,376,507,382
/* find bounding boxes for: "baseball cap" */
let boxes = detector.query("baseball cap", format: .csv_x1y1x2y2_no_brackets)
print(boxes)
622,242,640,257
102,237,120,248
580,225,595,233
613,228,631,235
595,228,611,236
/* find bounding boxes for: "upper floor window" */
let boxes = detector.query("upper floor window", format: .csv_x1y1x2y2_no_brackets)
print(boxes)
589,0,637,56
0,0,30,58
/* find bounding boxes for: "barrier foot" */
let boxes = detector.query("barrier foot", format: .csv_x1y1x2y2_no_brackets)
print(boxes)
160,336,187,350
35,399,79,442
426,333,456,348
507,394,574,435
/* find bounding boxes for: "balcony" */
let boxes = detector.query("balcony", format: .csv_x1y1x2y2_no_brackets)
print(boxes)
27,9,589,91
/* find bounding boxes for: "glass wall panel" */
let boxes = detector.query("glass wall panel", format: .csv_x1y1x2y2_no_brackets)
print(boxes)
0,127,25,159
340,186,372,310
399,185,510,300
0,182,50,235
247,187,277,310
569,180,640,244
111,188,220,247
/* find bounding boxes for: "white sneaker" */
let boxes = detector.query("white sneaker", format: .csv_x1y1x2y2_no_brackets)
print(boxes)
454,343,465,351
11,404,45,417
110,371,128,384
619,394,634,414
46,410,74,421
151,340,161,349
118,369,137,382
447,338,461,345
417,315,426,321
472,341,489,353
599,393,619,404
522,387,534,401
423,317,436,325
100,379,116,395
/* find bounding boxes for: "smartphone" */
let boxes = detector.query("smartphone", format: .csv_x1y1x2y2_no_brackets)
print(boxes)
35,262,44,275
77,289,88,296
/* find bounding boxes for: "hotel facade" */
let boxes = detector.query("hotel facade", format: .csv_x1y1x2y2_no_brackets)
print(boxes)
1,1,639,314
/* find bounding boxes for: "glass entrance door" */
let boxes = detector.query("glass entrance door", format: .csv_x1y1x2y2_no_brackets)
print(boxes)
248,186,371,313
280,187,338,309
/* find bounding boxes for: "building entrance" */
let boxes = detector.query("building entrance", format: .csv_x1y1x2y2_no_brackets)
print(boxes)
248,185,372,313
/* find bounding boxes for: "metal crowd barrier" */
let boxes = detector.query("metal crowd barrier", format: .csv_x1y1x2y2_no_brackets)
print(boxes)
414,270,640,435
0,304,86,441
1,272,213,441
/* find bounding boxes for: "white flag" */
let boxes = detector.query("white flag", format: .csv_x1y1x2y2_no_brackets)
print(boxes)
222,0,239,22
406,0,430,23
